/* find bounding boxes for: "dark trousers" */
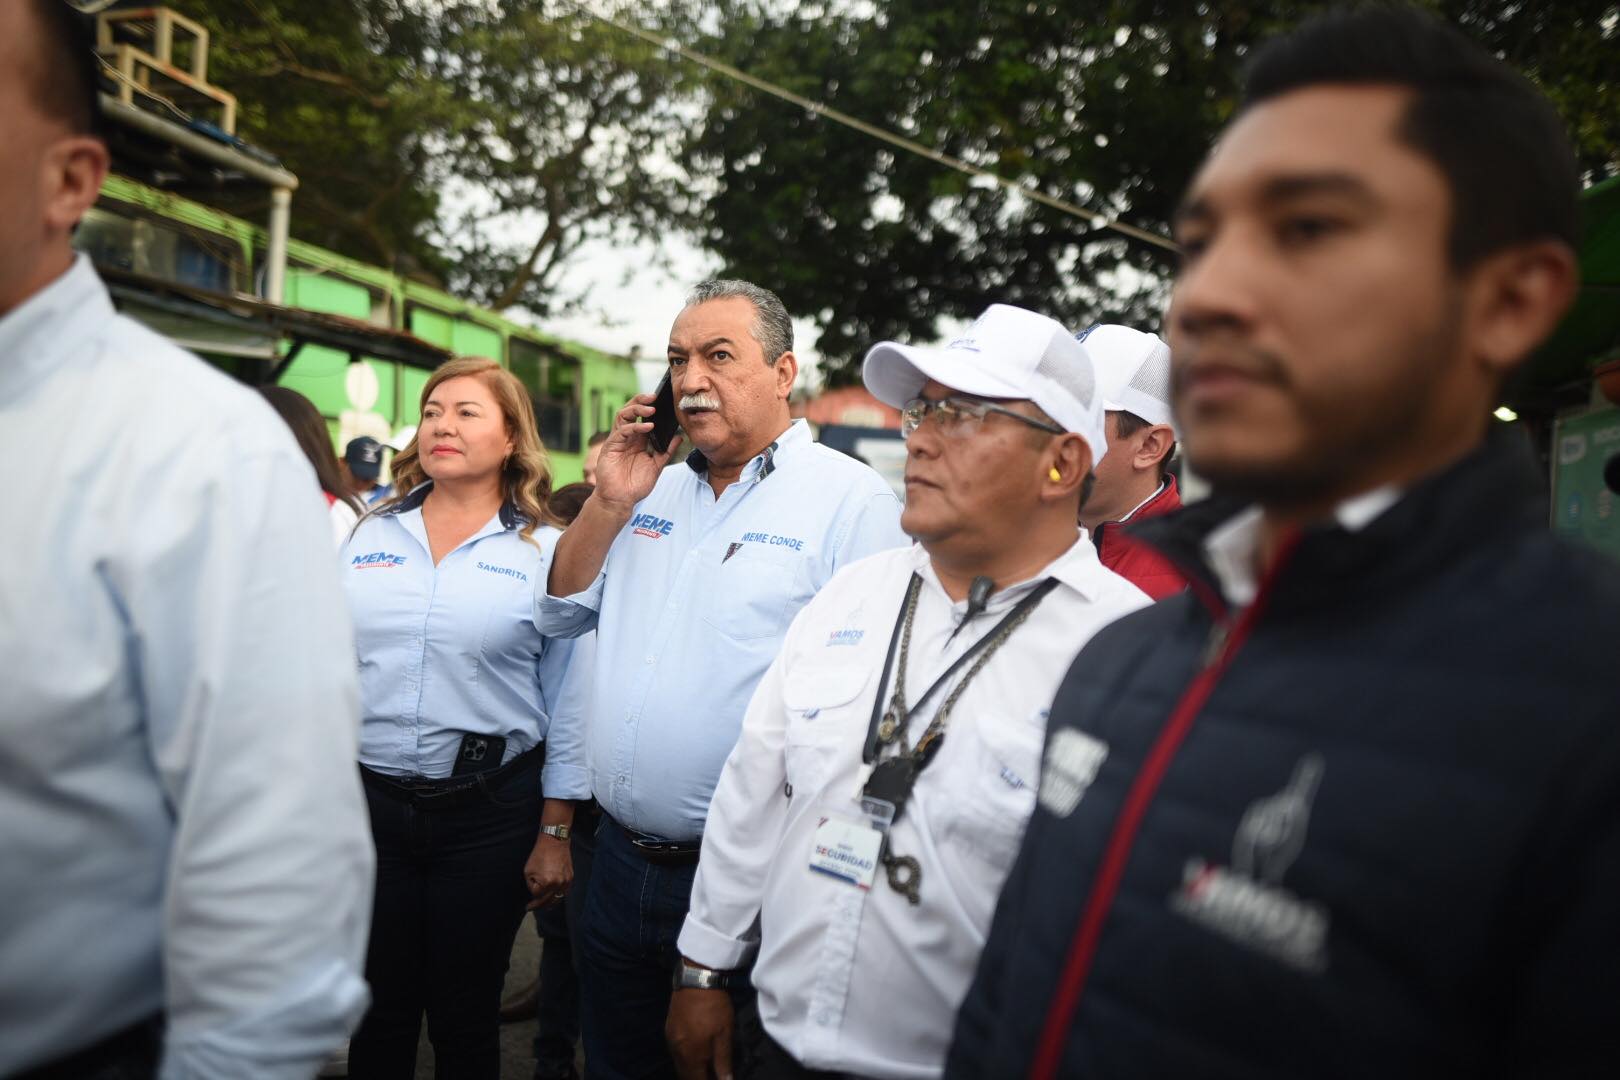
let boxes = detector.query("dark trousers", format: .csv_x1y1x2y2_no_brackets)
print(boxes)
350,754,543,1079
738,1001,855,1080
577,818,699,1080
532,806,598,1080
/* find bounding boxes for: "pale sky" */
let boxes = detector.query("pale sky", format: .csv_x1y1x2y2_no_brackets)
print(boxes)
534,232,840,395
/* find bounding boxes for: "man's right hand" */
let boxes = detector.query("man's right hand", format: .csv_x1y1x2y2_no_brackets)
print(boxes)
548,392,684,597
667,987,735,1080
595,392,683,513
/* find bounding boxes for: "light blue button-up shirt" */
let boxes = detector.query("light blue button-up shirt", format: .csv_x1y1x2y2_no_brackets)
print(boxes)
343,484,588,797
1,258,372,1079
537,419,908,840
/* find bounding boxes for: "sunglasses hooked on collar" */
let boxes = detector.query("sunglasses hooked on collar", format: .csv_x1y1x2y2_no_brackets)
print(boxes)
900,396,1066,440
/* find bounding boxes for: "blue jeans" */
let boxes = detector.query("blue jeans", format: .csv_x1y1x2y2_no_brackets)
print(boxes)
577,819,698,1080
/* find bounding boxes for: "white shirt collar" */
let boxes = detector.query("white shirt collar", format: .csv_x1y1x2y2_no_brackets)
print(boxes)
1117,479,1170,525
1202,486,1403,608
688,418,809,482
911,530,1104,615
0,256,111,396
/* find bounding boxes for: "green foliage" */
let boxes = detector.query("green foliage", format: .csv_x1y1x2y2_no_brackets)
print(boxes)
684,0,1619,380
168,0,698,312
152,1,1618,355
176,0,456,281
426,1,702,316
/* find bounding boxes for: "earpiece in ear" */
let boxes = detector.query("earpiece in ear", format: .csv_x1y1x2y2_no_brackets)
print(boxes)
1049,467,1062,482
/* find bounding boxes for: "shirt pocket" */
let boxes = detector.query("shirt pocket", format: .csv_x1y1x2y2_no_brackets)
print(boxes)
701,544,803,642
781,662,872,798
938,715,1044,871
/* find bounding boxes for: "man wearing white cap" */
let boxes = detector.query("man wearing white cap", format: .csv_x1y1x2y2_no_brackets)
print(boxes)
1074,323,1187,599
664,304,1149,1080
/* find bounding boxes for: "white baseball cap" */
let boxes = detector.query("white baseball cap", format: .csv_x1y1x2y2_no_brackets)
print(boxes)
862,303,1108,465
1076,323,1175,434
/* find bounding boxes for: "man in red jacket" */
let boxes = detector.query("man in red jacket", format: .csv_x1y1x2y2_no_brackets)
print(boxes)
1075,323,1187,598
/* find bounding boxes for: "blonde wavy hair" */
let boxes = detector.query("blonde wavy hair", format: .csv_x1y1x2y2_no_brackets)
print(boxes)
372,356,563,546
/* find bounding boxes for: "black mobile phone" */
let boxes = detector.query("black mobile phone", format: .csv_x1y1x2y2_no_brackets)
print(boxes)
649,369,680,453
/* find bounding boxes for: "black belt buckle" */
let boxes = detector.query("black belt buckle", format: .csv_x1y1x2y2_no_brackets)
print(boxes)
451,733,507,777
611,817,701,866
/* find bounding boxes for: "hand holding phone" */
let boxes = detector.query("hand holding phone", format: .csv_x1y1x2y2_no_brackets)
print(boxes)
648,370,680,454
593,382,683,513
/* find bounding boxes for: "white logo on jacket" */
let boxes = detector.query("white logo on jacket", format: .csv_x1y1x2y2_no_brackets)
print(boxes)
1171,754,1330,973
1038,727,1108,817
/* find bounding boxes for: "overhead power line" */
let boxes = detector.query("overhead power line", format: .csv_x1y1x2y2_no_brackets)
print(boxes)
562,1,1179,253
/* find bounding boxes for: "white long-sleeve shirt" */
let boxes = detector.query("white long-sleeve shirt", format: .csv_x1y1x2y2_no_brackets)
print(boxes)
0,257,375,1078
678,538,1150,1078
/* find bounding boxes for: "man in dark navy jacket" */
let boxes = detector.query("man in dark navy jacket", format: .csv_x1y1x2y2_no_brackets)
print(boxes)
948,8,1620,1079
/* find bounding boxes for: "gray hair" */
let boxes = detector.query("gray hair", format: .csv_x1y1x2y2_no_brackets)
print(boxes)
684,279,794,366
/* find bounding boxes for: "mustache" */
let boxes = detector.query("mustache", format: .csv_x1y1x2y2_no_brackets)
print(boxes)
678,393,721,410
1172,343,1291,395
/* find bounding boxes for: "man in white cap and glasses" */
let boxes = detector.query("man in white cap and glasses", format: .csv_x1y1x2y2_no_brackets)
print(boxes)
1074,323,1188,599
663,304,1149,1080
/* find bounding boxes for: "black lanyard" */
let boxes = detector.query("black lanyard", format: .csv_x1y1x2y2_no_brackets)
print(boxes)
861,573,1059,765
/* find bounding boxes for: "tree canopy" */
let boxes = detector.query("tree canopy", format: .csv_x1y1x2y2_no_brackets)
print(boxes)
683,0,1620,380
169,0,698,316
168,0,453,280
151,1,1617,372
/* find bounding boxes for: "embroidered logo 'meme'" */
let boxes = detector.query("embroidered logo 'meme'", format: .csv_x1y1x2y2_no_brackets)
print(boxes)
631,513,675,539
352,551,407,569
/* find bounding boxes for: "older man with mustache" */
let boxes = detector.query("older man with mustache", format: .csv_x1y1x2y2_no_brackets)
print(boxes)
538,279,908,1079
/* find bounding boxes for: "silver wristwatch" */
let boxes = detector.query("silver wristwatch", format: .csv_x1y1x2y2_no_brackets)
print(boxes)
539,824,571,841
673,958,735,991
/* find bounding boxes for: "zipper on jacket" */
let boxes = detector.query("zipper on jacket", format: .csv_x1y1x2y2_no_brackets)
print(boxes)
1199,620,1231,668
1027,530,1301,1080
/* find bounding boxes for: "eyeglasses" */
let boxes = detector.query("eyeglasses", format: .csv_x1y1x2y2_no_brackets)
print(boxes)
899,396,1066,441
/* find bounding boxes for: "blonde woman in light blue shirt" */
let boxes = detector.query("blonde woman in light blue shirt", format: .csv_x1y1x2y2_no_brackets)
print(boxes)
342,357,587,1079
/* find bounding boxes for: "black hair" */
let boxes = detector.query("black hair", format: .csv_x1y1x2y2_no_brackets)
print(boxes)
261,387,365,514
28,0,103,137
550,481,595,526
1241,5,1579,267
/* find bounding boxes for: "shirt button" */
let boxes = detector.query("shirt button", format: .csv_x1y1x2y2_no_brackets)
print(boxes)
644,655,656,665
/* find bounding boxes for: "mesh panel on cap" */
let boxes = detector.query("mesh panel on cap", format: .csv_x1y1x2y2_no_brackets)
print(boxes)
1037,331,1096,412
1126,336,1172,408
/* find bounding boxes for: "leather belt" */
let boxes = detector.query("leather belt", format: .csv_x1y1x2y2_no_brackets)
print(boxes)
361,743,544,811
607,814,702,867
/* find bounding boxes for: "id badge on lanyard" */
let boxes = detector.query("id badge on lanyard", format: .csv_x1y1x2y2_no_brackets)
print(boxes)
808,795,896,891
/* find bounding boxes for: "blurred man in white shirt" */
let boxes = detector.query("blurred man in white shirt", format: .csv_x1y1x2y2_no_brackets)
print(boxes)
0,4,373,1076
